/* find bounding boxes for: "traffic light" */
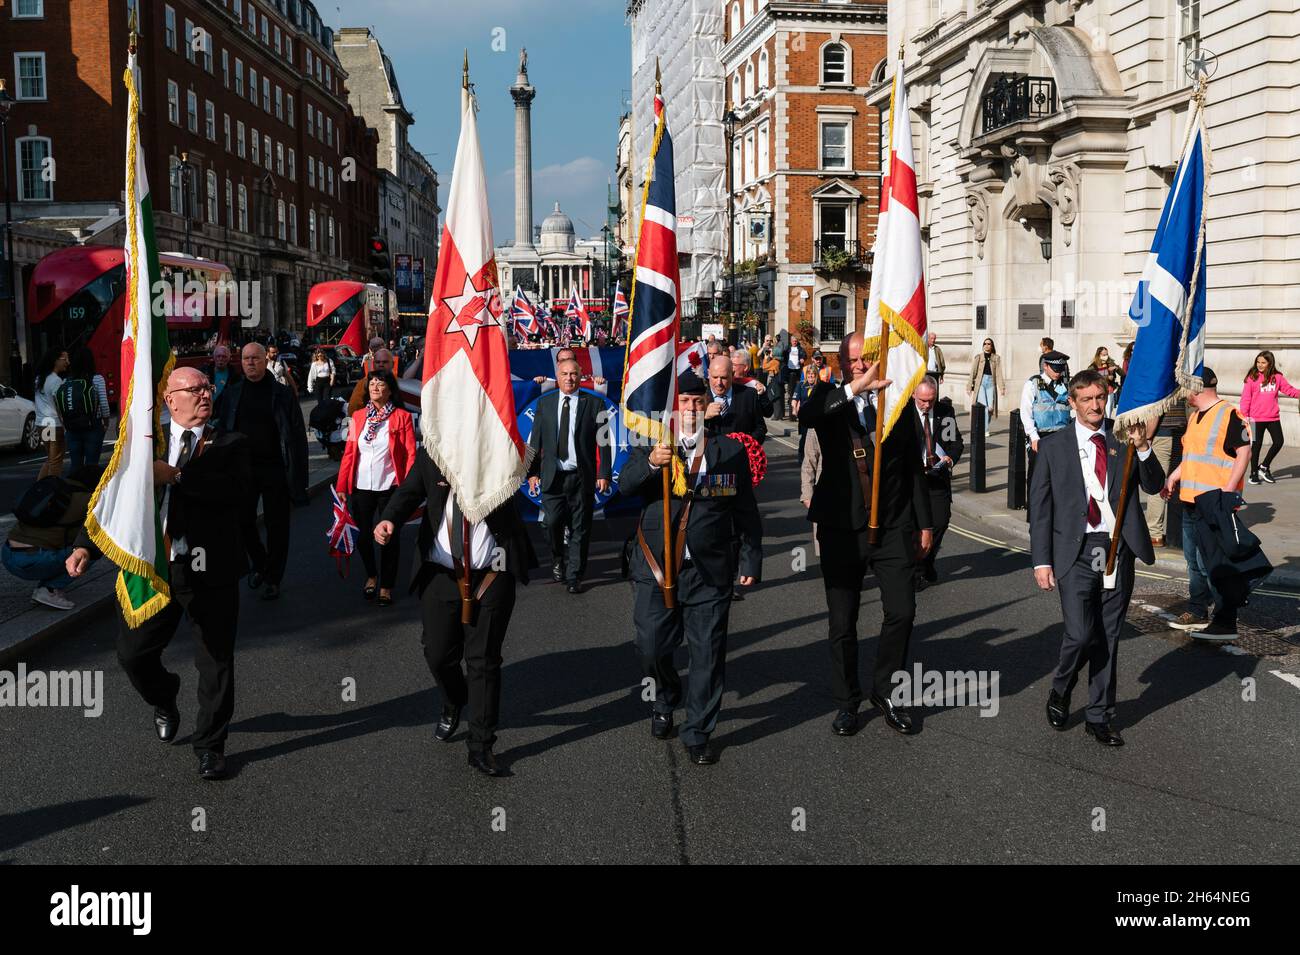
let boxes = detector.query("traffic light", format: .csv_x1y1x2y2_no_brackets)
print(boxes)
368,234,392,288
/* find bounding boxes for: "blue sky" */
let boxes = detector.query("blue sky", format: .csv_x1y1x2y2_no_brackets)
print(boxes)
330,0,630,245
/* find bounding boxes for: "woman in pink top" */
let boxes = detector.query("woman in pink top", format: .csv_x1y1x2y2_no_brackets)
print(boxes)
1241,350,1300,484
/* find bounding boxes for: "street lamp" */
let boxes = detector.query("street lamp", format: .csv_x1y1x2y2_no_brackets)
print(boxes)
0,78,18,383
174,151,195,256
723,108,738,345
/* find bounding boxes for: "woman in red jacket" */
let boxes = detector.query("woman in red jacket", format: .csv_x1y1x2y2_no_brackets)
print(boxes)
337,370,417,605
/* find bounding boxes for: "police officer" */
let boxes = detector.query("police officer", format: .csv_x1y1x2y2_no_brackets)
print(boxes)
1020,350,1072,515
619,370,763,766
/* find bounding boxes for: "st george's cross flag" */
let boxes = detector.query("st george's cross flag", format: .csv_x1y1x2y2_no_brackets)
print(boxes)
611,284,630,340
862,58,928,440
1116,95,1211,428
419,69,525,523
566,286,592,342
621,84,680,445
84,50,174,627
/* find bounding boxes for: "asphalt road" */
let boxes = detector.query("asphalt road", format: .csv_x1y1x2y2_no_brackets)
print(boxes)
3,437,1298,864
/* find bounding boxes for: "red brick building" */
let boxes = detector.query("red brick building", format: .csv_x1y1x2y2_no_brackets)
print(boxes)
0,0,381,363
721,0,887,346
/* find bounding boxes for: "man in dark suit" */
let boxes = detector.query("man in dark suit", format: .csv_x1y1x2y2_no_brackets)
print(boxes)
527,357,611,593
374,449,537,777
1030,369,1163,747
912,375,964,587
704,355,767,444
620,370,763,766
66,367,252,780
800,332,933,738
213,342,308,600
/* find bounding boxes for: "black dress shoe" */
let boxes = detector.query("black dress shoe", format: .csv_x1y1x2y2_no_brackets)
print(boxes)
651,711,673,740
831,709,859,736
434,705,461,742
154,704,180,743
1085,721,1125,747
730,588,745,601
913,574,931,592
198,751,227,780
1046,690,1070,730
247,570,264,590
869,693,917,735
567,582,581,594
686,742,717,765
468,748,503,777
261,583,280,600
922,566,938,583
551,560,565,582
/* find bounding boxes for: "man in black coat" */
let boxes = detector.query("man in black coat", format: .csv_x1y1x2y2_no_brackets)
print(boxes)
1029,369,1163,747
526,357,611,593
703,355,767,444
67,366,252,781
800,332,933,738
213,342,308,600
374,448,537,777
620,370,763,766
912,376,964,587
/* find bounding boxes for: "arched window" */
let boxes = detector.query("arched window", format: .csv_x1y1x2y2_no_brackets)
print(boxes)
237,184,248,232
758,49,769,89
822,42,848,84
819,294,847,341
871,57,888,86
745,61,755,99
206,169,218,222
730,2,740,37
732,72,741,106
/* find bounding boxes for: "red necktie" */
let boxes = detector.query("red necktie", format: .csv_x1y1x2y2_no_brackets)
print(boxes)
1087,433,1107,526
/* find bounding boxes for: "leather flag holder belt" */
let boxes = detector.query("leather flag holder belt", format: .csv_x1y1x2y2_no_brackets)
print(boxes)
446,504,498,623
637,435,709,589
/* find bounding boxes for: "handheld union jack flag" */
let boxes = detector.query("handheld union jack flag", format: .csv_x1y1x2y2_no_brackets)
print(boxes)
565,286,591,342
326,485,359,576
621,71,680,445
510,286,540,339
611,284,629,341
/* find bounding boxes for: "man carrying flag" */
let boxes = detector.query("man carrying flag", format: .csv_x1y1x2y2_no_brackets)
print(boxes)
800,56,933,738
375,55,535,778
619,65,762,767
66,34,253,781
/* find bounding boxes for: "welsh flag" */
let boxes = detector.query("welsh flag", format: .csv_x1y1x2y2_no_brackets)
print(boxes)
863,58,928,440
419,63,525,522
85,50,173,627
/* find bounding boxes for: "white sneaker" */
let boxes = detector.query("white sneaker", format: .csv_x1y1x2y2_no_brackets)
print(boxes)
32,586,75,610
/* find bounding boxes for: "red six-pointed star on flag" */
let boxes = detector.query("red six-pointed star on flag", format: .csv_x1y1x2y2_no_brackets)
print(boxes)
440,270,504,349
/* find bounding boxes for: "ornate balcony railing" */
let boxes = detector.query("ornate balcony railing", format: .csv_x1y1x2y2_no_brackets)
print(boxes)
812,239,861,271
981,75,1057,135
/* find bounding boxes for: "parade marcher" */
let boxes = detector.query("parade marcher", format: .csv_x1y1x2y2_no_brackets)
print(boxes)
801,332,933,738
1241,350,1298,485
704,355,767,445
202,345,238,404
527,357,612,594
374,448,537,777
306,348,336,408
783,335,806,419
33,347,69,480
1021,350,1072,516
533,346,608,395
214,342,309,601
336,370,417,606
348,348,395,414
1165,368,1253,638
620,370,762,765
1029,369,1163,747
3,465,100,610
965,337,1004,427
792,363,820,463
1143,405,1186,548
925,331,946,386
66,367,253,780
799,428,823,556
912,376,963,587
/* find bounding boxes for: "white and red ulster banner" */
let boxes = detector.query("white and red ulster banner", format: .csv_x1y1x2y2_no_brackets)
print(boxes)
420,78,525,523
863,60,928,441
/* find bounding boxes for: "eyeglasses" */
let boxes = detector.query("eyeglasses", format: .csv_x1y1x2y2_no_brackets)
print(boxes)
168,384,214,397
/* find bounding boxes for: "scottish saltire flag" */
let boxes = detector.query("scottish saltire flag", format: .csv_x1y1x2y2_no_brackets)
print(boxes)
1116,99,1211,428
862,58,927,440
611,285,629,340
85,50,174,627
621,81,680,444
566,286,591,342
510,286,540,338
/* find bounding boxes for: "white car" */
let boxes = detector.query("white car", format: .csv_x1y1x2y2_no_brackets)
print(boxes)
0,383,40,451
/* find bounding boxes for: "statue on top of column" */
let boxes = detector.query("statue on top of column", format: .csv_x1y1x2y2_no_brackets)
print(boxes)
519,47,528,74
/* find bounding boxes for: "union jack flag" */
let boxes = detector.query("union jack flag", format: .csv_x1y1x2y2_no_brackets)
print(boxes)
326,484,359,576
621,77,680,444
611,284,629,341
510,286,540,339
565,286,591,342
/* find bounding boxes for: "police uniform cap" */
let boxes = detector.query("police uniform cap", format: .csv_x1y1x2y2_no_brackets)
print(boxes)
1042,350,1070,369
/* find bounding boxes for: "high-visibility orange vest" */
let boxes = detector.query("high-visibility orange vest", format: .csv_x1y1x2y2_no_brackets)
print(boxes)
1179,399,1247,503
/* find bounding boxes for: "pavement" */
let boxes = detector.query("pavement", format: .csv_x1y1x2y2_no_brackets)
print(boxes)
2,422,1298,864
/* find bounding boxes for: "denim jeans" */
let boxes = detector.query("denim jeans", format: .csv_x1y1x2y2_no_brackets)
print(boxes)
65,424,106,472
1,541,74,589
976,374,996,428
1181,505,1222,618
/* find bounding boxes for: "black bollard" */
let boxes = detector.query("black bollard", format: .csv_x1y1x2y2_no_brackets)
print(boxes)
1008,410,1027,511
970,403,987,492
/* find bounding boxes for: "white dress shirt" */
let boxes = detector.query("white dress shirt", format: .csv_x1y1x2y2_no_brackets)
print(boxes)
555,390,579,471
429,498,498,570
918,408,950,468
355,418,396,491
163,420,205,559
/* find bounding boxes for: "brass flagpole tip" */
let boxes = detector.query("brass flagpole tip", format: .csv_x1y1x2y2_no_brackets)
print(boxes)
655,56,662,95
463,49,470,90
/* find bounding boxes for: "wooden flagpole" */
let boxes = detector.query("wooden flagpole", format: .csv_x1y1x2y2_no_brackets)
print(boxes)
1105,443,1135,578
867,322,889,546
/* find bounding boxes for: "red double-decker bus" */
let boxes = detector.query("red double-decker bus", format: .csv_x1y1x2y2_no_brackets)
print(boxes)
26,245,236,404
305,280,384,352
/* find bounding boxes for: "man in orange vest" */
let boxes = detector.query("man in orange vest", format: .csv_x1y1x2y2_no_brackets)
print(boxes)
1163,368,1252,639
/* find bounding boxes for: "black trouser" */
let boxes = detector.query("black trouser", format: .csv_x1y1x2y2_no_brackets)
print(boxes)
313,377,332,407
351,487,400,588
921,483,951,576
632,562,732,747
542,470,593,584
818,520,917,708
115,559,239,755
241,471,291,585
1053,532,1136,723
1251,420,1284,473
419,566,517,753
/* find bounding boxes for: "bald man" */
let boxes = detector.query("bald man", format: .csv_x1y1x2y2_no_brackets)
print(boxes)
67,367,253,780
704,355,767,445
214,342,308,599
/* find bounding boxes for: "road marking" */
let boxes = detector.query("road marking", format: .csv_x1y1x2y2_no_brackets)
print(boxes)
768,433,799,452
1269,670,1300,692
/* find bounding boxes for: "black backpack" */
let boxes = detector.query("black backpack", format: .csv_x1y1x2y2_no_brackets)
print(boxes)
14,476,74,528
56,378,97,432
